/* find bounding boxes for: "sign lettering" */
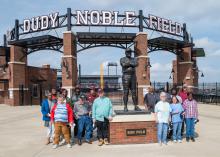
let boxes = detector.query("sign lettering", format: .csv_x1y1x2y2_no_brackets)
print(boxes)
22,10,183,36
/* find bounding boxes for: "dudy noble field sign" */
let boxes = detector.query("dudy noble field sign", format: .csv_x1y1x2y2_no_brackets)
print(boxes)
23,10,182,36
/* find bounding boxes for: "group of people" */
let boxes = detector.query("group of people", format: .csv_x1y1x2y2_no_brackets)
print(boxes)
41,86,113,149
144,85,199,146
41,84,199,148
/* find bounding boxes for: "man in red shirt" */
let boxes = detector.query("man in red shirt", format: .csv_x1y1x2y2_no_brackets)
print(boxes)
178,84,188,104
178,84,189,136
87,87,98,105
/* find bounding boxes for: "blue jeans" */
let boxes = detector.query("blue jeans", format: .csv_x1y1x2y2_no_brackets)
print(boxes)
157,123,168,143
77,115,92,141
172,122,182,140
185,118,195,138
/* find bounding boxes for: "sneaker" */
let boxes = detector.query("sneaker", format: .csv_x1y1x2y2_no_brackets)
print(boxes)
178,140,182,143
60,139,66,145
67,144,72,148
158,142,162,146
98,139,104,146
52,144,58,149
191,138,195,142
45,138,50,145
103,138,109,145
186,137,190,142
173,140,177,143
70,139,74,144
78,139,82,146
85,140,93,144
163,142,168,145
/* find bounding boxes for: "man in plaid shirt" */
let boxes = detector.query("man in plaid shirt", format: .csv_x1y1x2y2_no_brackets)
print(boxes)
183,92,199,142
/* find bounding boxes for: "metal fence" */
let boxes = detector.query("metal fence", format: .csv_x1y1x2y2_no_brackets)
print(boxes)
194,82,220,105
79,82,220,105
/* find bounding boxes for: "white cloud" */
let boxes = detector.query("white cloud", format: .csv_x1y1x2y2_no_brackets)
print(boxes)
150,62,172,82
194,37,220,57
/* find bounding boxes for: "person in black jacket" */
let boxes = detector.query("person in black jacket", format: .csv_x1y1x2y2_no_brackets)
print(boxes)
144,86,159,113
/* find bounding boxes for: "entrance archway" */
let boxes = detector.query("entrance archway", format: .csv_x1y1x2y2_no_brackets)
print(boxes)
1,8,205,106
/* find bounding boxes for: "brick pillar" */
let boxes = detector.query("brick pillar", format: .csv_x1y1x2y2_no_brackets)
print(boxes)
8,46,27,106
176,47,194,88
62,31,77,98
172,60,177,85
134,32,150,106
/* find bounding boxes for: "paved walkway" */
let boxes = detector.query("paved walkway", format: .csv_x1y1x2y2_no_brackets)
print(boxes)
0,103,220,157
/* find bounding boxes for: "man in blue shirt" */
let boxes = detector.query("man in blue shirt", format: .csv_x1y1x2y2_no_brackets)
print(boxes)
92,88,113,146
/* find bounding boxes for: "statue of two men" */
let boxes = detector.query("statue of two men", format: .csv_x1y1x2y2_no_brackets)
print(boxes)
120,48,141,112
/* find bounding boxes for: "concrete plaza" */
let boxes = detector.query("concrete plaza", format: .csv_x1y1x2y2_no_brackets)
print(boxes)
0,103,220,157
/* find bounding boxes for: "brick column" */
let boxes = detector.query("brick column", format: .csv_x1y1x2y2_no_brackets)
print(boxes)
172,60,178,85
8,46,27,106
134,32,150,106
176,47,194,88
62,31,77,98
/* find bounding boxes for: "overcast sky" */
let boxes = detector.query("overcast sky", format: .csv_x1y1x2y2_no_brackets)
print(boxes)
0,0,219,82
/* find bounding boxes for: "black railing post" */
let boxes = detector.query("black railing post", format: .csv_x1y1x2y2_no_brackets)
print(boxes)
216,82,218,104
202,82,205,103
15,19,19,40
3,34,7,47
78,64,81,84
139,10,143,32
67,8,72,31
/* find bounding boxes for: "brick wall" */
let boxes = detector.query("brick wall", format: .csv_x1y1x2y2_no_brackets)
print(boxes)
109,121,157,144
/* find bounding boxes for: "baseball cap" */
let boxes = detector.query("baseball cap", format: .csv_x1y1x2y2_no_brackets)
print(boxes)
79,94,87,100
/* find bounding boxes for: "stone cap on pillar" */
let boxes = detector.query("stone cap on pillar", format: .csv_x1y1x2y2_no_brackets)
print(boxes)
136,32,147,36
63,31,76,36
42,64,50,68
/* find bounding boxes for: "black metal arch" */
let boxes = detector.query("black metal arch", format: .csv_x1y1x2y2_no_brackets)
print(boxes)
76,44,132,53
8,8,189,42
76,32,136,53
26,47,63,55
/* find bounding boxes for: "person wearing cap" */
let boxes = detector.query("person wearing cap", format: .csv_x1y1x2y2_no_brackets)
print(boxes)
154,92,172,146
74,94,93,145
41,92,55,145
71,85,84,137
92,88,113,146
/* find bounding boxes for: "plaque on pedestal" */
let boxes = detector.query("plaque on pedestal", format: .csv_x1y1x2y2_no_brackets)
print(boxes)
109,112,157,144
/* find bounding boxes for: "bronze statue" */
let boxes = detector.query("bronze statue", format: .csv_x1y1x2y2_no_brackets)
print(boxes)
120,48,141,112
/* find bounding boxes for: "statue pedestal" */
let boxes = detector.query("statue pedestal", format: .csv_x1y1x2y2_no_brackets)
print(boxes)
109,112,157,144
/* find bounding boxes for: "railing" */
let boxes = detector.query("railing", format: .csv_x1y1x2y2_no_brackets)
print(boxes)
79,82,220,105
